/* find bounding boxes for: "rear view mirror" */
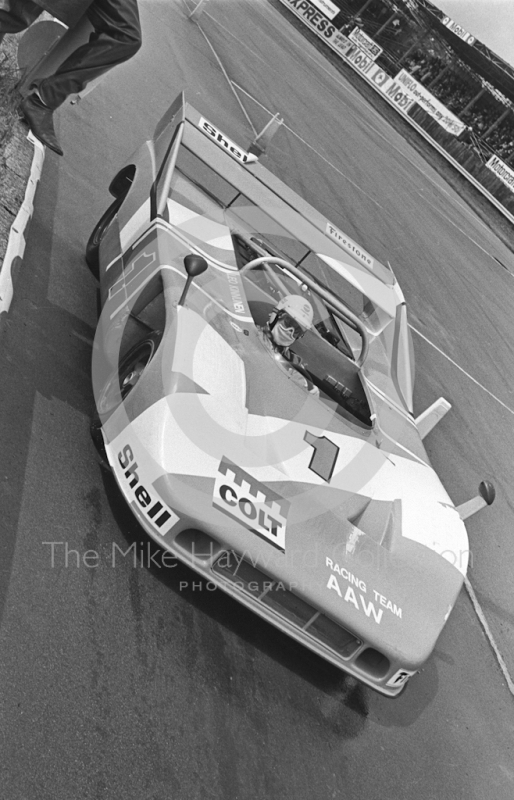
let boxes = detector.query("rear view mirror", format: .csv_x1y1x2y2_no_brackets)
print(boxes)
178,254,208,306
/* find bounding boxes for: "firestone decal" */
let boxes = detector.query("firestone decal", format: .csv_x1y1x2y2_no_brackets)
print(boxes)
213,457,290,550
325,557,402,624
325,223,374,268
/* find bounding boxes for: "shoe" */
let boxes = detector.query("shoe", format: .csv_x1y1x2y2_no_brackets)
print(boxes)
19,94,63,156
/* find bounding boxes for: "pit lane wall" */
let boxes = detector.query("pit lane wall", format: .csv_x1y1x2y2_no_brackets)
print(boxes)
276,0,514,224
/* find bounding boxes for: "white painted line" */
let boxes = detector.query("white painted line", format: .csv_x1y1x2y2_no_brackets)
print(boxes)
200,0,511,258
231,81,385,212
228,80,514,417
281,39,514,272
272,0,514,229
232,82,513,274
202,0,513,268
464,576,514,697
234,83,514,278
282,39,510,247
415,192,514,273
0,132,45,319
203,6,272,68
224,88,514,416
409,324,514,416
187,12,257,137
188,15,514,412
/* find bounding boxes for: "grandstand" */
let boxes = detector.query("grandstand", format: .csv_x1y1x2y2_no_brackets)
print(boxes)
276,0,514,216
329,0,514,164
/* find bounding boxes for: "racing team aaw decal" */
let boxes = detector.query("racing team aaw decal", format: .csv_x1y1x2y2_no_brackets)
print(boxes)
213,457,290,551
325,556,403,625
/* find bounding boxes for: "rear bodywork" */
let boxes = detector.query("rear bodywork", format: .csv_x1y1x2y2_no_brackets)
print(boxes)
92,93,469,696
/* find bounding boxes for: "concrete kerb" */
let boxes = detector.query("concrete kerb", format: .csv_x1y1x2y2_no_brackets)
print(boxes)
0,131,45,336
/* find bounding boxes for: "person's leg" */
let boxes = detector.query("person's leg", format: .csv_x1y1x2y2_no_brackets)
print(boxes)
0,0,42,44
37,0,141,109
19,90,64,154
3,0,62,155
0,0,42,33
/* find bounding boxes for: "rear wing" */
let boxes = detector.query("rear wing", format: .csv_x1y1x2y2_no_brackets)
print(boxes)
152,93,401,316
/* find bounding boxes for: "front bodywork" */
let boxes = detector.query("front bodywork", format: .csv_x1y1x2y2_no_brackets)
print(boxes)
92,94,469,696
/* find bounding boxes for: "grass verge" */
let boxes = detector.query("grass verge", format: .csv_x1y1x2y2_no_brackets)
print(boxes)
0,35,21,152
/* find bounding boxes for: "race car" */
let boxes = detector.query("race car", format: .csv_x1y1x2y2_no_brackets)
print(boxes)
88,93,494,696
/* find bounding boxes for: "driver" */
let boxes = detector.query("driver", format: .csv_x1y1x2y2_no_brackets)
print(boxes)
259,295,319,394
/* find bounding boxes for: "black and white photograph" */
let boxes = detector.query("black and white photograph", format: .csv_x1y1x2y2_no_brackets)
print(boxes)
0,1,513,798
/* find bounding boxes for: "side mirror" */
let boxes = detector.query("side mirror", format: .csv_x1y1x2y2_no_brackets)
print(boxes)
456,480,496,521
178,254,208,306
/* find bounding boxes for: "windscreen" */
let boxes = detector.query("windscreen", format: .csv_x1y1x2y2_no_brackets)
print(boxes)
236,258,372,427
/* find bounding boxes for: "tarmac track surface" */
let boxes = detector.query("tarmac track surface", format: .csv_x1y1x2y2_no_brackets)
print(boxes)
0,1,513,798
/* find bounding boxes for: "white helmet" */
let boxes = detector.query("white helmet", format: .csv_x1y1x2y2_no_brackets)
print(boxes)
276,295,314,330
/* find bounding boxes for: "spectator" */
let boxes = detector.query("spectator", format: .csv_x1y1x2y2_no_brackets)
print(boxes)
0,0,141,156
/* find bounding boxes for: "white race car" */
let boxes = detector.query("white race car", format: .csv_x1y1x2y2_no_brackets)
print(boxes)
88,93,494,696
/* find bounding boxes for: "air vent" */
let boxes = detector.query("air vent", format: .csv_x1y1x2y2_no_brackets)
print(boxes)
173,530,223,563
355,648,390,678
305,614,362,659
213,550,272,597
212,551,361,659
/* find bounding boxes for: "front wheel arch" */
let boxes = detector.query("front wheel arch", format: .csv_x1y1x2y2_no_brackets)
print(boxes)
95,330,163,419
85,165,136,278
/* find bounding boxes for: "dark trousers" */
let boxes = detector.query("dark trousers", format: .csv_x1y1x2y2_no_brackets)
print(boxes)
0,0,141,108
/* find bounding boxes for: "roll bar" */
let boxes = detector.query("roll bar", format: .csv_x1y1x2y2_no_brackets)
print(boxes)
240,256,369,367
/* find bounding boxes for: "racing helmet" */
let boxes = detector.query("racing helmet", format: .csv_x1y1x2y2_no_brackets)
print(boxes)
275,295,314,331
